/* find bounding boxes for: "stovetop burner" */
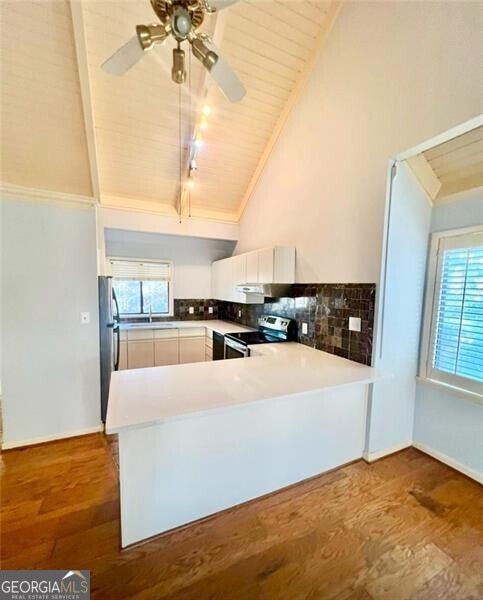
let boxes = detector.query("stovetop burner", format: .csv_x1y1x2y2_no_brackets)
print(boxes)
224,331,283,345
225,315,297,347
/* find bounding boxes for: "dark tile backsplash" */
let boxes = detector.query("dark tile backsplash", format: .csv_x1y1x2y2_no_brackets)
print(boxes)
218,283,376,366
120,298,219,323
121,284,376,366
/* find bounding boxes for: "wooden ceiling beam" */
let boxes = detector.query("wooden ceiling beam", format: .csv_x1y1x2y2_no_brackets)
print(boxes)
70,0,101,202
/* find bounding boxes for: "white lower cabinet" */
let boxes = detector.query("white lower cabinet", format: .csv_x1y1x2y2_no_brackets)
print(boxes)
119,341,128,370
123,326,215,368
127,341,154,369
154,329,179,366
179,327,206,363
154,339,179,366
126,329,154,369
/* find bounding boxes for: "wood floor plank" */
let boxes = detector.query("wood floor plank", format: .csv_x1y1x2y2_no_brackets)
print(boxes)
1,434,482,600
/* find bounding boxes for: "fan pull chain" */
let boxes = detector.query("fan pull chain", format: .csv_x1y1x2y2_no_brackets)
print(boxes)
188,48,192,218
178,51,182,224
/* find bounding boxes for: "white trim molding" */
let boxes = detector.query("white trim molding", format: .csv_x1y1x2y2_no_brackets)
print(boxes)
1,182,96,207
413,441,483,485
363,441,413,463
1,425,104,450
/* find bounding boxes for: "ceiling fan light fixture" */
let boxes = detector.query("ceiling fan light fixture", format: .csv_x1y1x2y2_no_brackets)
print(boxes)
136,23,170,51
171,47,186,84
172,7,192,40
191,37,218,71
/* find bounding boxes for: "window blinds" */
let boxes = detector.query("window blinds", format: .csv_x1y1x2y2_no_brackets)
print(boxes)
432,232,483,384
109,259,171,281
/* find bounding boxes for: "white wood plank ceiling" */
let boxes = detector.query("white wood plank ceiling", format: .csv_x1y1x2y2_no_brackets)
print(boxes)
1,0,340,221
423,126,483,199
0,1,93,196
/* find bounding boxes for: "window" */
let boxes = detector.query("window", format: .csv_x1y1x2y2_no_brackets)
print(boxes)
422,229,483,395
109,259,173,317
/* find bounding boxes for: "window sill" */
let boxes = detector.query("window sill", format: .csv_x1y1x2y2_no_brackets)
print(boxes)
416,377,483,406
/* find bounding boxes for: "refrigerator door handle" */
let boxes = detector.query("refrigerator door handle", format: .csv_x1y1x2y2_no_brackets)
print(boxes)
113,326,120,371
112,287,120,323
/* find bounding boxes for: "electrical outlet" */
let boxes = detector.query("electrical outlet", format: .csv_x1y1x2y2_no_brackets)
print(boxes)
189,306,194,314
208,306,213,314
302,322,308,335
349,317,361,332
80,312,90,324
238,309,242,318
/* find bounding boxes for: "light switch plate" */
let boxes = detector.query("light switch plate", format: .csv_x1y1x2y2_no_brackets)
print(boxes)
208,306,213,314
302,322,308,335
238,309,242,318
349,316,361,332
80,312,90,324
189,306,194,314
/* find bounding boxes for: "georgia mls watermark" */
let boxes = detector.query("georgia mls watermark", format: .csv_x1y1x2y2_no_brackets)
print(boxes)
0,570,90,600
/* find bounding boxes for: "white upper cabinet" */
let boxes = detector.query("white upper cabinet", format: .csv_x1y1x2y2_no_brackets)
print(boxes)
212,246,295,303
246,252,259,283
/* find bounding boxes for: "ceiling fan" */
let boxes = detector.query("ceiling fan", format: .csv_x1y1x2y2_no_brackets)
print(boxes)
102,0,245,102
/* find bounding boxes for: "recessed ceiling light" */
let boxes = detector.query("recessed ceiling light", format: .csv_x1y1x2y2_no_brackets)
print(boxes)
201,105,211,117
200,115,208,130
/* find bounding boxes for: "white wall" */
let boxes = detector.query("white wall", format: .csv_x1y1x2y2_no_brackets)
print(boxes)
235,1,483,283
104,229,235,299
1,199,101,447
365,162,432,458
413,187,483,482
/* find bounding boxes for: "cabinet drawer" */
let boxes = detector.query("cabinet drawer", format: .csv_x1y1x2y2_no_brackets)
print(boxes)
205,328,213,340
154,328,179,339
119,329,128,341
205,337,213,349
127,328,154,341
179,327,206,338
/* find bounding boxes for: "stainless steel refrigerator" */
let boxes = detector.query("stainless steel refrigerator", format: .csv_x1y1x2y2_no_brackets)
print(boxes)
98,276,120,423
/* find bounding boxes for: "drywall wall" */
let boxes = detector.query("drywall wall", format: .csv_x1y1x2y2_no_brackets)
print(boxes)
104,229,235,299
413,187,483,482
365,163,432,458
1,198,101,447
235,1,483,283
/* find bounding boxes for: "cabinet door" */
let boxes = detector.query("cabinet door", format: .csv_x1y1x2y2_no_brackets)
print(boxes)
119,341,128,370
179,337,205,364
246,252,259,283
232,254,247,303
258,248,274,283
212,260,221,300
127,340,154,369
154,339,179,366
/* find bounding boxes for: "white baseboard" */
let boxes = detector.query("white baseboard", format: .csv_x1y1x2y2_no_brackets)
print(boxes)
412,441,483,485
1,425,104,450
363,441,412,463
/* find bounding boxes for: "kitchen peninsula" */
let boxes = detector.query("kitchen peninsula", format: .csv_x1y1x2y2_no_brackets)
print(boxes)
107,339,379,547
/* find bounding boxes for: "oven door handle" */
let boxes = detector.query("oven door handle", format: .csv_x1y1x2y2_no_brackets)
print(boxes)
224,338,249,357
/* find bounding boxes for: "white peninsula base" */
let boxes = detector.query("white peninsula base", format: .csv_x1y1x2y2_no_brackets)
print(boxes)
118,384,368,547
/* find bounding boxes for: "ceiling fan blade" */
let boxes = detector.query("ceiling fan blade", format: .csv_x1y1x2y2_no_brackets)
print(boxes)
102,35,145,76
210,53,246,102
191,37,246,102
206,0,239,10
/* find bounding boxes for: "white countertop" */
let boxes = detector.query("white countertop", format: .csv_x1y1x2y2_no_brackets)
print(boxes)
106,341,379,434
119,319,255,335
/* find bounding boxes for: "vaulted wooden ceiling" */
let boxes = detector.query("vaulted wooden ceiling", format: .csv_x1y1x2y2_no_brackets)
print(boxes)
1,0,341,221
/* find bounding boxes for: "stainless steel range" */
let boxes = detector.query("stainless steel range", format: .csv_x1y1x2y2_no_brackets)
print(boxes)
224,315,297,359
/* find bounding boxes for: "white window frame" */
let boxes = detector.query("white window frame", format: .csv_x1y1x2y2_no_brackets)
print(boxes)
419,225,483,400
106,256,174,318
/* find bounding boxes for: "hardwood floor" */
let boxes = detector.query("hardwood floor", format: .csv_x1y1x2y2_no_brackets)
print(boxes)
1,434,482,599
